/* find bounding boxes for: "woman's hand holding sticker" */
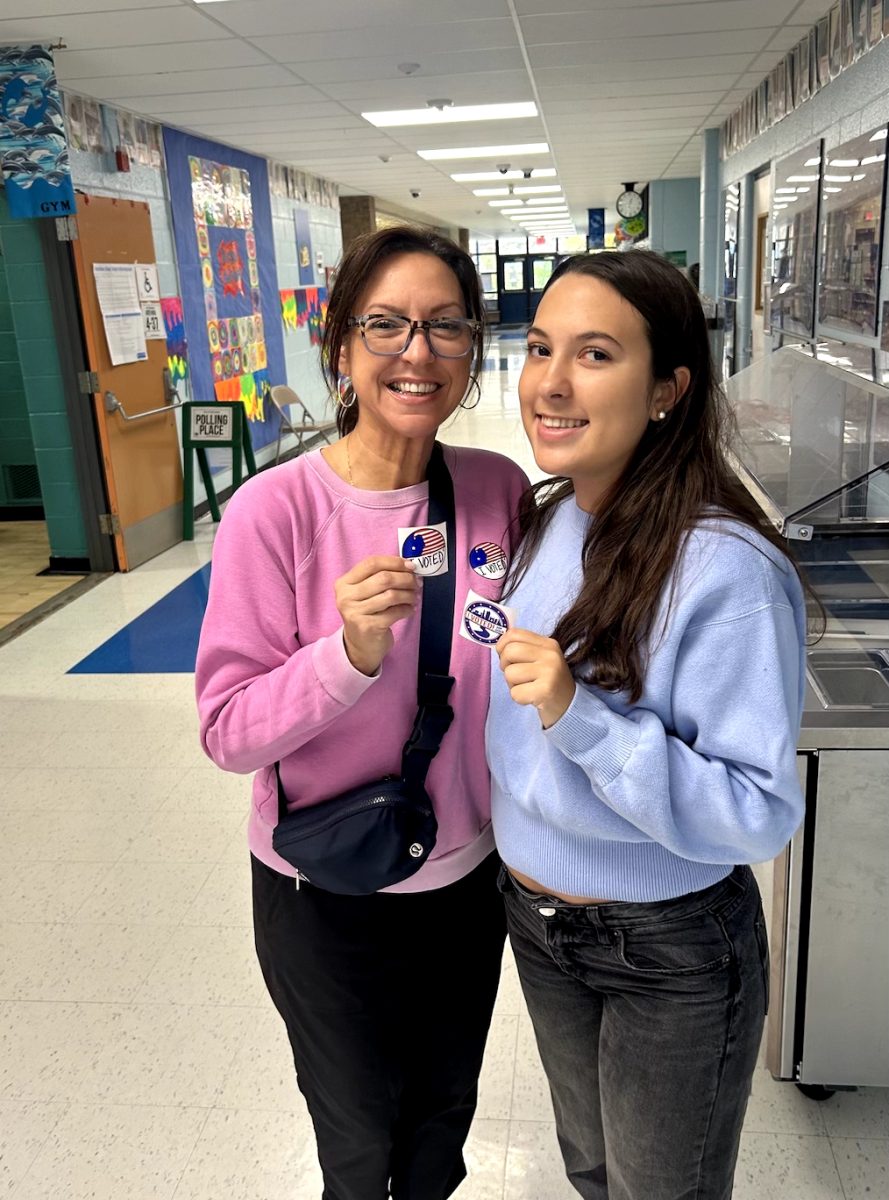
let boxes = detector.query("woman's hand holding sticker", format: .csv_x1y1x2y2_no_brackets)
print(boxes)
496,628,575,730
335,555,421,676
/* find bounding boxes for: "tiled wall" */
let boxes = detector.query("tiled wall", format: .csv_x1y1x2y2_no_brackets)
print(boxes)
0,192,88,557
0,232,35,506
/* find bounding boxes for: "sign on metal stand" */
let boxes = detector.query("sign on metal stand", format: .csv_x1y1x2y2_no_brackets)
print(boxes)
182,401,256,540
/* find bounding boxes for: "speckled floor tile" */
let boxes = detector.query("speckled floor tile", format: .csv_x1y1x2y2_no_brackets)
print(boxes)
0,921,172,1003
477,1013,520,1121
732,1131,844,1199
12,1102,207,1200
0,1099,66,1193
829,1136,889,1199
503,1120,578,1200
819,1087,889,1138
74,860,214,925
743,1068,828,1135
171,1107,323,1200
139,923,268,1007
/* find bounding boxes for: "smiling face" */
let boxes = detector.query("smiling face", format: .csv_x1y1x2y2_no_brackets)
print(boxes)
520,273,681,511
340,251,473,452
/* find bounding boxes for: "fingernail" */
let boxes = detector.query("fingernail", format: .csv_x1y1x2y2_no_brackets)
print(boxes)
403,558,417,571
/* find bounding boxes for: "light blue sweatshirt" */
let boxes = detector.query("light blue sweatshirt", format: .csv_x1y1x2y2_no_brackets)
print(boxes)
487,498,807,902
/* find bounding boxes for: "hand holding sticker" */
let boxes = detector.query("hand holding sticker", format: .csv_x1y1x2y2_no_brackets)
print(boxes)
398,522,448,577
460,588,516,647
495,627,575,729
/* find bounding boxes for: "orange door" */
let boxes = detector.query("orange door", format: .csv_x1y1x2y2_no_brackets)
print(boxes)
70,194,182,570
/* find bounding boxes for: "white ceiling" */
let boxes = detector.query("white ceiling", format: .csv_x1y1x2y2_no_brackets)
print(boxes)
0,0,831,236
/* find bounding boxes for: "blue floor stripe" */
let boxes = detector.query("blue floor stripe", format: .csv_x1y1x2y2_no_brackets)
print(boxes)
69,564,210,674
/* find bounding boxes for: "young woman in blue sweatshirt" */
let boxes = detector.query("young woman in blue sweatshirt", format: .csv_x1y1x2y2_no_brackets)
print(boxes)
487,250,809,1200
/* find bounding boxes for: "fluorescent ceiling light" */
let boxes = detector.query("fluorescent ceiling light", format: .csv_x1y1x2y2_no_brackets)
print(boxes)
489,199,523,206
861,153,886,164
786,175,819,182
869,128,887,140
514,207,567,215
362,102,537,127
803,157,821,166
526,196,565,205
829,158,858,166
853,173,866,180
796,187,810,193
513,184,561,194
823,187,842,193
420,142,548,161
472,188,509,196
823,174,852,182
775,188,797,194
451,168,556,181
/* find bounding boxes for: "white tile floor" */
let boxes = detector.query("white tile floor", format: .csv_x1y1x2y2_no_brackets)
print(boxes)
1,342,886,1198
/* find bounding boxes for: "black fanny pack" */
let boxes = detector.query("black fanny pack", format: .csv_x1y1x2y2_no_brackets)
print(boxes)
271,443,457,895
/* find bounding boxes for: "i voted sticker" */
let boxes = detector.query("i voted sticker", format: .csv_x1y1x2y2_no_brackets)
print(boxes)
469,541,508,581
460,588,516,646
398,523,448,577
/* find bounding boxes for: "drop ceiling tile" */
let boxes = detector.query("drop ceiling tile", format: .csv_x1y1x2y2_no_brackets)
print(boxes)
120,93,339,117
57,40,270,81
211,0,512,36
251,19,516,64
321,71,533,105
0,5,220,48
530,30,780,68
521,1,800,43
7,0,172,13
532,55,758,84
286,47,526,83
63,65,299,100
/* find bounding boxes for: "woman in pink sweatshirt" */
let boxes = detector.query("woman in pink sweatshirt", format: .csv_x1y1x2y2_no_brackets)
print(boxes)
196,226,527,1200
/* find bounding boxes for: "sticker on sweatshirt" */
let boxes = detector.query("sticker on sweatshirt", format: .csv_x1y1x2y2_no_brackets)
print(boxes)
469,541,508,581
460,588,515,646
398,522,448,577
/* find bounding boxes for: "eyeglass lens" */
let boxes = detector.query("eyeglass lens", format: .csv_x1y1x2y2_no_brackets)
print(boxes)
362,316,473,358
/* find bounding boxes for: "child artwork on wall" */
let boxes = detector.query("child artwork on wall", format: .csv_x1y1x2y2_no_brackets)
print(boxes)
161,296,188,385
280,289,297,331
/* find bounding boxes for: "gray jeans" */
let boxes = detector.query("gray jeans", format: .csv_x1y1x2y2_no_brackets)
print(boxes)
499,863,769,1200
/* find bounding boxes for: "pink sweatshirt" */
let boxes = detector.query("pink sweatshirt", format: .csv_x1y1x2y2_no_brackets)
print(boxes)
196,444,528,892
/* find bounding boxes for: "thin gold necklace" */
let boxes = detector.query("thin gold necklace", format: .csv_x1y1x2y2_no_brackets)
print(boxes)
345,434,354,486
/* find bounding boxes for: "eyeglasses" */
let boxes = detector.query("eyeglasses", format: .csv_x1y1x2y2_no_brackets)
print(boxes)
347,313,480,358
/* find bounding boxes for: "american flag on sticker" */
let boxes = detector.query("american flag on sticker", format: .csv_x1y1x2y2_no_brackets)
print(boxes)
469,541,508,580
398,521,449,577
402,527,445,557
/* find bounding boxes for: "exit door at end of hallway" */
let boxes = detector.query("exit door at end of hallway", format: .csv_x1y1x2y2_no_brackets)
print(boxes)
497,254,557,325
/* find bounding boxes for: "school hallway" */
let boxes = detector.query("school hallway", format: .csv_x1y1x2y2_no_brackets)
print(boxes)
1,346,886,1200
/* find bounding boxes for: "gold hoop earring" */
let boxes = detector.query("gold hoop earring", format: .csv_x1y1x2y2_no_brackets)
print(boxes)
338,375,357,409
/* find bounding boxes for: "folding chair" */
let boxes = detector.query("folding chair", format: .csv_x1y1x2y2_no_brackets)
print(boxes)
269,385,338,465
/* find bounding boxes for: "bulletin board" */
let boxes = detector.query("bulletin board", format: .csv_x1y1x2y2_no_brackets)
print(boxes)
163,127,286,452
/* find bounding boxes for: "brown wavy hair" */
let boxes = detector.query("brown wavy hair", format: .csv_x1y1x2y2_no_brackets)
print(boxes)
505,249,816,703
321,226,486,436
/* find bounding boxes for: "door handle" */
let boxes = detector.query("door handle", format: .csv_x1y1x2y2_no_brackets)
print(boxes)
105,389,185,421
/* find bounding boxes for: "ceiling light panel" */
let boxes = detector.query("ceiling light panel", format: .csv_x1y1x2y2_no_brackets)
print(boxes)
513,184,562,194
472,188,510,196
451,168,556,182
362,102,537,127
420,142,549,161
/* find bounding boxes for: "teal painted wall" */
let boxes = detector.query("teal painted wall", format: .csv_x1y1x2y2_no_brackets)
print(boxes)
647,178,701,271
0,192,87,557
0,240,36,506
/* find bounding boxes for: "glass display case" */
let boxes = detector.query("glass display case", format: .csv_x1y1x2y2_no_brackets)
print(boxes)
817,124,888,336
726,345,889,537
770,141,822,335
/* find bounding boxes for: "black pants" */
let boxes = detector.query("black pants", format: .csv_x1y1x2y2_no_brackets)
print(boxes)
252,852,506,1200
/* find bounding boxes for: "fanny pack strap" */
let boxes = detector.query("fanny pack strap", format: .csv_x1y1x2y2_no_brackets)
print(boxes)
401,441,456,794
275,441,457,816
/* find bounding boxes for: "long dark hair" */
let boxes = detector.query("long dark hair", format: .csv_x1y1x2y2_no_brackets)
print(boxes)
506,249,815,703
321,226,486,436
